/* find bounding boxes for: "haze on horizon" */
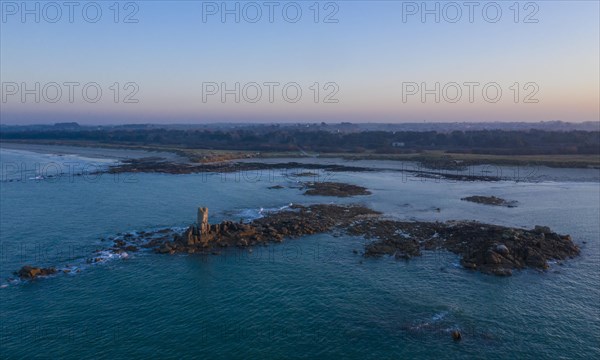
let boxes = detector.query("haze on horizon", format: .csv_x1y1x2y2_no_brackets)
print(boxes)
1,1,599,125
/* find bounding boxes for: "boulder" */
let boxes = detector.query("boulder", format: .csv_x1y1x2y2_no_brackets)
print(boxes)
451,330,462,341
534,225,552,234
123,245,139,252
495,244,509,255
16,266,57,279
485,250,502,264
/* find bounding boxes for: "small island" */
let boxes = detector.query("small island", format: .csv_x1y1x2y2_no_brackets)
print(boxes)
461,195,518,207
104,204,578,278
14,199,580,280
302,182,372,197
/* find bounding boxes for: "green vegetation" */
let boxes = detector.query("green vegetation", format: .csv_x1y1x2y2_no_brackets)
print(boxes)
2,127,598,168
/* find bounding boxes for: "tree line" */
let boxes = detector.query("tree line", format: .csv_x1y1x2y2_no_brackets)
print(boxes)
1,128,598,155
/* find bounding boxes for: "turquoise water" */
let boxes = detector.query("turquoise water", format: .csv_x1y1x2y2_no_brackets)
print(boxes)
1,147,599,359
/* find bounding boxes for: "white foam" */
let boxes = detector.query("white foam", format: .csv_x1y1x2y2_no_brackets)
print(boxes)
432,311,448,321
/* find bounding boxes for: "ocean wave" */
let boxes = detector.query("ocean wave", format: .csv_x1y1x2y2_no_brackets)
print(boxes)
230,204,294,222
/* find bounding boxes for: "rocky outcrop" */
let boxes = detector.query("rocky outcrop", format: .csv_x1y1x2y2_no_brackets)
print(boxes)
351,219,580,276
144,205,581,276
154,204,379,255
16,266,57,279
153,206,580,276
461,196,517,207
102,159,502,182
302,182,371,197
18,204,580,282
104,159,376,175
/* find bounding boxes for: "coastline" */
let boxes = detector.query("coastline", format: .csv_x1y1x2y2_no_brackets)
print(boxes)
0,141,188,163
2,139,599,169
2,141,599,183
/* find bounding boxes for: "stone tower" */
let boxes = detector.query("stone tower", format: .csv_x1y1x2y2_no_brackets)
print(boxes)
197,207,209,235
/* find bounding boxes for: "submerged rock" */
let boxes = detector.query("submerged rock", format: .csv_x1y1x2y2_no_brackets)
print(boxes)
452,330,462,341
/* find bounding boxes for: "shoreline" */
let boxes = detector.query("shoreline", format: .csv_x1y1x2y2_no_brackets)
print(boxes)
2,139,599,169
0,141,188,163
2,142,599,184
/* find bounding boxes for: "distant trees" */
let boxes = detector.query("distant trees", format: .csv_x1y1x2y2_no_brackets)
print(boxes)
1,128,598,155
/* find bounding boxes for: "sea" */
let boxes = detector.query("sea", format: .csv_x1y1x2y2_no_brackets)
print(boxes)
0,144,598,359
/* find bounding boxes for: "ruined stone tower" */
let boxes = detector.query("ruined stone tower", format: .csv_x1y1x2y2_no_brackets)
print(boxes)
185,207,211,246
197,207,209,235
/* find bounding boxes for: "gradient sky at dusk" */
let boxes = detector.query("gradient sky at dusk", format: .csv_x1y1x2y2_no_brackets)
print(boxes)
1,0,599,124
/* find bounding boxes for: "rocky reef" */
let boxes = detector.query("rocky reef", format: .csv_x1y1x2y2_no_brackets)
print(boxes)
350,220,579,276
148,205,579,276
103,158,375,175
101,158,502,182
461,195,518,207
16,266,57,280
302,182,372,197
154,205,379,254
13,204,581,281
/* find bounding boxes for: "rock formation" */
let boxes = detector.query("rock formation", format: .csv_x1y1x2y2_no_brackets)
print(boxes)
198,207,209,234
351,219,580,276
461,195,518,207
156,204,379,255
302,182,371,197
184,207,212,247
16,266,57,280
15,203,582,281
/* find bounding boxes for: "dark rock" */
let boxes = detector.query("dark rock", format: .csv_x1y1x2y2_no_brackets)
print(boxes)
151,204,380,257
452,330,462,341
90,204,579,279
495,244,509,255
114,240,126,247
302,182,371,197
349,218,579,276
291,172,318,177
16,266,57,279
461,195,517,207
534,225,552,234
485,250,502,264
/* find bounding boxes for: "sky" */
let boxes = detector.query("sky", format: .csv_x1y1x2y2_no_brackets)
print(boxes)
1,0,599,124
